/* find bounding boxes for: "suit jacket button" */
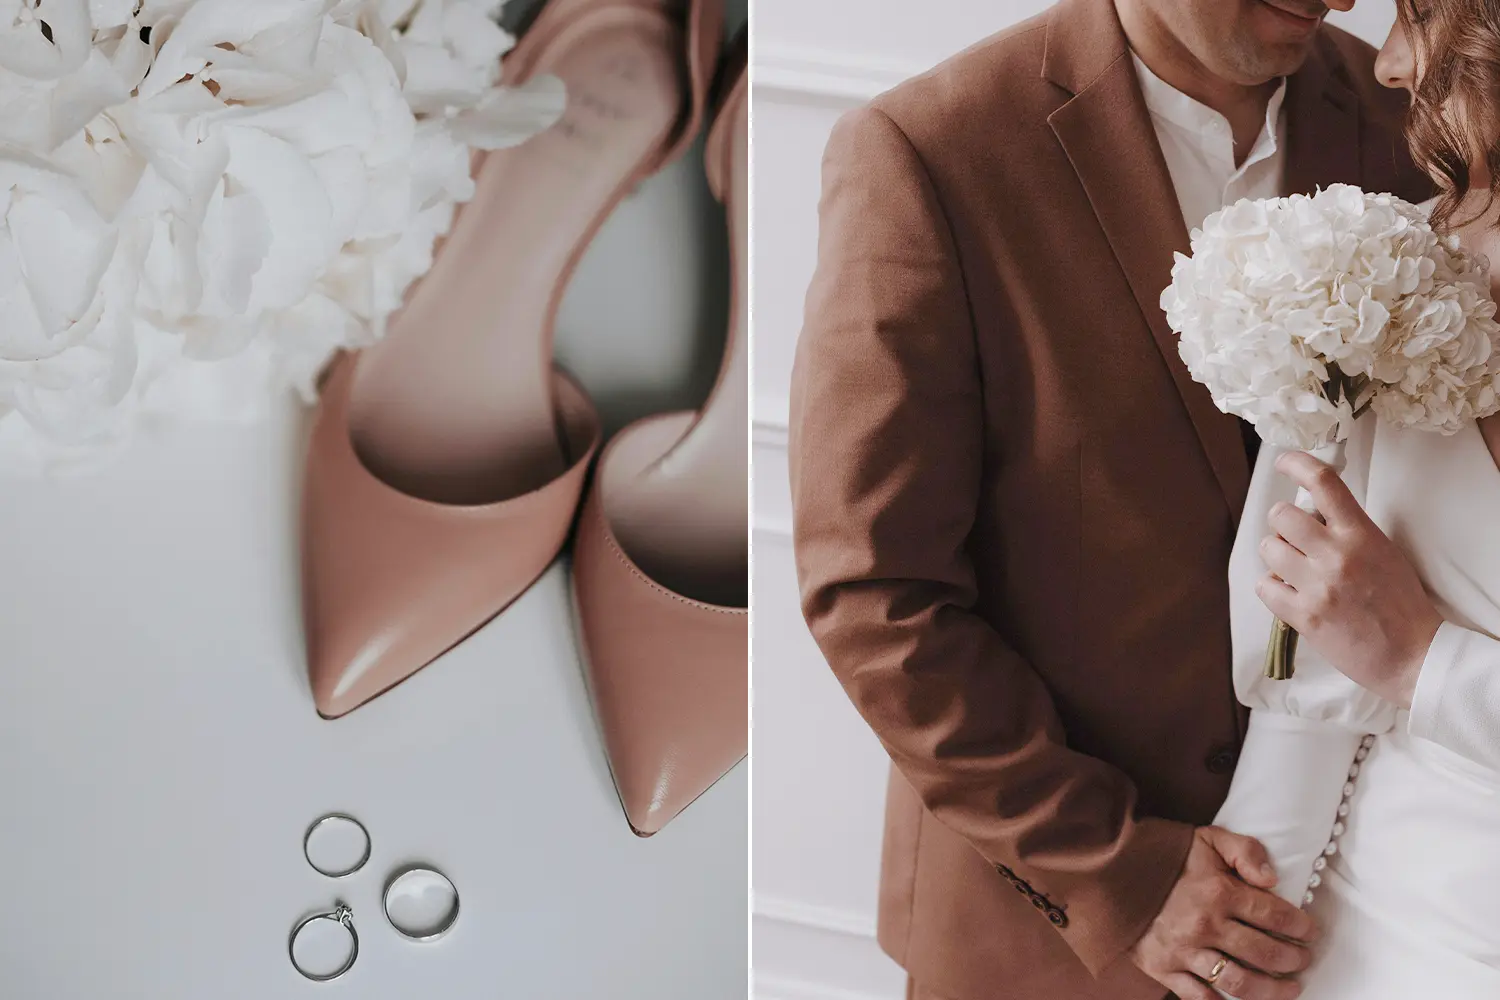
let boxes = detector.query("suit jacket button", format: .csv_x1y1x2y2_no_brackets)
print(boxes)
1205,745,1238,775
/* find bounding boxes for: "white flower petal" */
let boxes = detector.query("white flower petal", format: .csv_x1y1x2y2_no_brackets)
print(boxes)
138,0,319,99
218,125,334,310
0,0,93,80
450,72,565,149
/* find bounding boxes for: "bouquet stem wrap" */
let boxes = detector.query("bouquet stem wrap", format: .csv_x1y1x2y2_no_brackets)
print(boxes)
1264,438,1348,680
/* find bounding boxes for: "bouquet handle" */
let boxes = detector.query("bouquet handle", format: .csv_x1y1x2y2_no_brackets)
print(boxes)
1263,439,1346,680
1264,614,1301,681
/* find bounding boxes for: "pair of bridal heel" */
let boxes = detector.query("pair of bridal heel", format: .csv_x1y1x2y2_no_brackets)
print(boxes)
300,0,746,836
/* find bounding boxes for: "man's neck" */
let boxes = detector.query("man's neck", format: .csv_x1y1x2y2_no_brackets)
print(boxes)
1116,0,1281,165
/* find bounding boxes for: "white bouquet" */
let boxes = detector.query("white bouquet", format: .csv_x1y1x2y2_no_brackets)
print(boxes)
1163,184,1500,449
0,0,565,471
1161,183,1500,677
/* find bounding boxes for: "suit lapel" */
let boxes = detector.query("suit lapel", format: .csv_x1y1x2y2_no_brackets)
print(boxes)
1283,39,1361,197
1043,0,1250,514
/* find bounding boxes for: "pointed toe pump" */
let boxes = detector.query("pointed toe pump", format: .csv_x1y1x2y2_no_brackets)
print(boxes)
301,0,724,719
571,34,747,835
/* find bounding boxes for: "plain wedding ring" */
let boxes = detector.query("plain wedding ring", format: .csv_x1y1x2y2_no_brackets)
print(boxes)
1206,954,1230,984
302,813,371,878
383,864,461,942
288,902,359,982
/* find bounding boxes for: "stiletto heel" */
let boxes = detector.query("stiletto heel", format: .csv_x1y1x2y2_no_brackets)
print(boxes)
571,32,747,835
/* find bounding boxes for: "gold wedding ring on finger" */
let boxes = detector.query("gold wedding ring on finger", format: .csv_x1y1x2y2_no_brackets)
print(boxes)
1206,954,1230,984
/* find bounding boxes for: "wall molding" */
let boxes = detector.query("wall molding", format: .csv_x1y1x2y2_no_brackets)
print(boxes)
754,413,790,450
753,44,924,104
755,396,791,435
756,893,879,940
756,973,893,1000
754,894,900,1000
753,395,792,537
755,516,793,540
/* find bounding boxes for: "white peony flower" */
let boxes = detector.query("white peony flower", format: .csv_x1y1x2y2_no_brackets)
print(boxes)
0,150,141,454
1161,184,1500,450
0,0,563,473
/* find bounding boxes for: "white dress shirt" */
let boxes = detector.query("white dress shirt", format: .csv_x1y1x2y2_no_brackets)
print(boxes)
1132,53,1288,231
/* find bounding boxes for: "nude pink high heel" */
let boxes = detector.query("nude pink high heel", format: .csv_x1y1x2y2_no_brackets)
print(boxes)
571,33,747,835
301,0,723,719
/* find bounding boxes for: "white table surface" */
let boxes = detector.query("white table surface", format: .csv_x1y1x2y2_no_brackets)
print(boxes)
0,40,749,993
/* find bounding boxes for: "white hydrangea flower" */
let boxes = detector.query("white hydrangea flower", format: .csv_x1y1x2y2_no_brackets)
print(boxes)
0,0,563,473
1161,184,1500,451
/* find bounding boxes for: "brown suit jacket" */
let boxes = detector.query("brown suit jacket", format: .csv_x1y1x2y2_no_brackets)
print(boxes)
787,1,1431,997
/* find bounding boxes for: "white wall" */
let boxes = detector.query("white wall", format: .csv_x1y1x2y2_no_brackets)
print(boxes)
750,4,1396,999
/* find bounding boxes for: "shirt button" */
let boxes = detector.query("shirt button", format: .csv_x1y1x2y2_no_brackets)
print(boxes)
1205,746,1239,775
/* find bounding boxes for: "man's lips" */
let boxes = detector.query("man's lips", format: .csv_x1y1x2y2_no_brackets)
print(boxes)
1257,0,1327,27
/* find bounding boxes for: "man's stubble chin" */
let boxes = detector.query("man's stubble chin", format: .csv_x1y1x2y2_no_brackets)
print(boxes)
1179,1,1322,86
1218,33,1319,85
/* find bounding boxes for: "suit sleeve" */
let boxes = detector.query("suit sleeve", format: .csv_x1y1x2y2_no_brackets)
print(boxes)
787,106,1194,978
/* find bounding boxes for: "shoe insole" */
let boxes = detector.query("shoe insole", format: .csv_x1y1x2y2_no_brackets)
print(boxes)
348,14,684,506
607,86,747,608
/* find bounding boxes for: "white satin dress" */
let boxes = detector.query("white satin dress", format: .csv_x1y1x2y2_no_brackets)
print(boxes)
1215,405,1500,996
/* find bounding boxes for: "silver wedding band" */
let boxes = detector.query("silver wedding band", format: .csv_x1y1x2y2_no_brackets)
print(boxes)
1206,954,1230,984
288,902,360,982
383,864,461,942
303,813,371,878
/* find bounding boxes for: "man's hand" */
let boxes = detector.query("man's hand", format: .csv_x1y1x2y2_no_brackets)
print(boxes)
1130,826,1318,1000
1255,451,1444,708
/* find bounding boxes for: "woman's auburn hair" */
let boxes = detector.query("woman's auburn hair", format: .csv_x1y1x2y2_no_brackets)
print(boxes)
1398,0,1500,230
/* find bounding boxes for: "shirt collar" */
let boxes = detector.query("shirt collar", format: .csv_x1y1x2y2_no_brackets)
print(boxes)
1131,52,1286,160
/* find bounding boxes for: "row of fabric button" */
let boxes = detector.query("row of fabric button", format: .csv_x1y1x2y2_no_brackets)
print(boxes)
994,863,1068,928
1302,735,1376,907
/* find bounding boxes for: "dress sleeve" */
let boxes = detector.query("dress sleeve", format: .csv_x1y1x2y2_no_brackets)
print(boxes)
1214,417,1396,904
1228,418,1397,734
1407,621,1500,771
